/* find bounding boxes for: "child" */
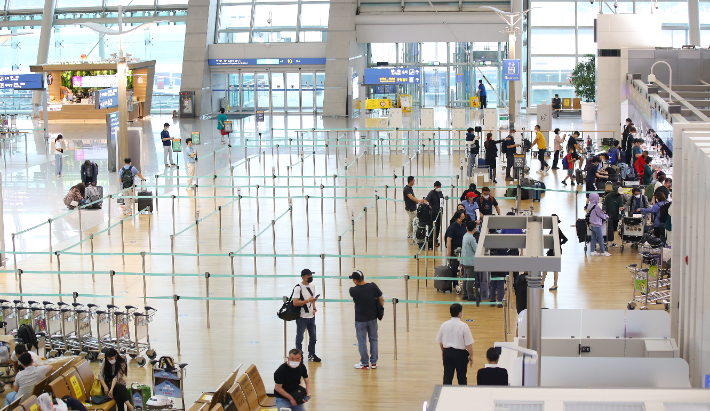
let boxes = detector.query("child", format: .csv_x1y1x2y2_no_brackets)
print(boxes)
561,147,577,186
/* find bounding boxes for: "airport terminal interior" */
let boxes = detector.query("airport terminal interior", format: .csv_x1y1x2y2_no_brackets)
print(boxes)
0,0,709,410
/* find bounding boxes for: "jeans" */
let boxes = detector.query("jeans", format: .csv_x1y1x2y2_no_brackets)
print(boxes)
552,150,560,168
467,153,476,177
163,146,173,165
275,397,306,411
55,153,63,176
5,391,16,405
538,149,548,169
295,317,317,356
462,266,476,300
187,163,196,186
480,95,487,109
442,348,469,385
590,224,606,253
489,279,505,302
123,187,134,215
406,210,417,237
355,319,378,365
506,155,514,179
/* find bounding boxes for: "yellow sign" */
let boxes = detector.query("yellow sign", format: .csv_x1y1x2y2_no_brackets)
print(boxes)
70,375,83,398
365,118,389,128
470,96,480,108
365,99,393,110
30,405,38,411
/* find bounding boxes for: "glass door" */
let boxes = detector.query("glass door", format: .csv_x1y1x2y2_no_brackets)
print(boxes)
423,67,446,107
228,73,240,110
315,72,325,111
242,73,255,110
272,72,285,111
301,72,315,112
256,72,270,110
286,72,300,111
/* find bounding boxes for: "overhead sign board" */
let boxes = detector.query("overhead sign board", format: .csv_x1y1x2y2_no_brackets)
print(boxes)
0,74,44,90
95,87,119,110
363,68,421,85
503,59,521,81
208,58,326,66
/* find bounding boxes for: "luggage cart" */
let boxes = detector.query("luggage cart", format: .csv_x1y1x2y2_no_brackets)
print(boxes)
28,301,47,355
125,306,157,366
70,303,96,359
0,300,19,337
94,304,116,355
146,359,188,410
619,216,644,253
626,246,670,310
584,220,608,252
76,304,101,361
44,302,67,357
58,302,80,355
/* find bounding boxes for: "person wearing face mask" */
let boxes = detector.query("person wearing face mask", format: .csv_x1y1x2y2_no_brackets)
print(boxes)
475,187,500,221
621,119,633,164
426,181,445,248
292,269,321,362
626,126,638,166
622,187,649,217
603,185,625,248
639,191,669,240
551,128,564,169
98,348,133,411
445,210,469,275
274,349,311,410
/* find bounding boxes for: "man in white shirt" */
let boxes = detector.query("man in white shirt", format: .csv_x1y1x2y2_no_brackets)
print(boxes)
436,303,474,385
11,344,43,374
293,269,321,362
6,353,53,405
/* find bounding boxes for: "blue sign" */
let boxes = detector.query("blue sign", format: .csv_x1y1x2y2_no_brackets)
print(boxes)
705,374,710,388
208,58,326,66
0,74,43,90
363,68,421,85
132,391,144,408
155,380,182,398
373,85,396,94
456,74,464,83
256,111,265,122
95,87,119,109
503,59,521,81
108,112,119,142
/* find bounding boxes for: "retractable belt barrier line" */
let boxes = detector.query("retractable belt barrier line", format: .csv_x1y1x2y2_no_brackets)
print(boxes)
233,207,291,254
173,198,238,237
60,209,145,252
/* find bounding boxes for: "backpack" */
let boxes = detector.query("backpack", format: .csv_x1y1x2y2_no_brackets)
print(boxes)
644,184,655,202
158,356,176,371
562,154,570,170
501,139,508,154
417,202,431,223
585,205,597,225
17,324,38,349
120,166,134,188
658,201,671,223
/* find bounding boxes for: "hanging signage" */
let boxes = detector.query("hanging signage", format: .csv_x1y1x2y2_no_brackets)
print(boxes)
0,74,44,90
363,68,421,85
256,111,265,122
191,131,201,145
503,59,521,81
374,85,396,94
95,87,119,109
208,58,326,66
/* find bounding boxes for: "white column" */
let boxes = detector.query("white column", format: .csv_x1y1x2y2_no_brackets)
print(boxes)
688,0,701,47
513,0,523,124
179,0,218,116
323,0,357,116
31,0,56,117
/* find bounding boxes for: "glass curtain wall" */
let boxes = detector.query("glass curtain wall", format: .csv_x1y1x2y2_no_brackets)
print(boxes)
368,42,504,108
217,0,329,43
529,0,710,106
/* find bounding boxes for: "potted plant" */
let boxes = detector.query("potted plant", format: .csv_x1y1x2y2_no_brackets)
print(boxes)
569,54,596,122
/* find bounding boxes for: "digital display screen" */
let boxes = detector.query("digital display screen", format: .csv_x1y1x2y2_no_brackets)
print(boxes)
363,68,421,85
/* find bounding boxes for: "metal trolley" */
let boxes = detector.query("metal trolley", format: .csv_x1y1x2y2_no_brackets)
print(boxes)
114,306,157,366
145,359,189,410
627,245,671,310
619,216,644,253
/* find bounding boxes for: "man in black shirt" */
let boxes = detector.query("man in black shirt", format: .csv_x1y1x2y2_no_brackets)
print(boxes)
349,270,384,370
274,349,311,410
504,129,519,181
476,347,508,386
403,176,425,240
476,187,500,220
445,210,468,273
425,181,444,247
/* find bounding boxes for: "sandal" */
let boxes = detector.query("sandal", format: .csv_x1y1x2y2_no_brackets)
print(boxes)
549,286,558,291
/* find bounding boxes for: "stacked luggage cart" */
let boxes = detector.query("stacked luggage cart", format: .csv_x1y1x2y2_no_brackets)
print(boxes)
626,244,671,311
0,300,158,365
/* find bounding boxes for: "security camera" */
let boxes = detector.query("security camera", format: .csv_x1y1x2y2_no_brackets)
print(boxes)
613,1,618,7
267,18,271,24
590,0,594,4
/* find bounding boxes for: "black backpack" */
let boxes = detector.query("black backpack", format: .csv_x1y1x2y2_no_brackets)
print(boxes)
417,202,431,223
585,205,597,225
120,166,134,188
17,324,38,350
658,201,671,223
158,356,176,371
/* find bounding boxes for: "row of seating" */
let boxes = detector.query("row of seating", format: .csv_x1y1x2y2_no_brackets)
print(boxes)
1,357,116,411
189,364,274,411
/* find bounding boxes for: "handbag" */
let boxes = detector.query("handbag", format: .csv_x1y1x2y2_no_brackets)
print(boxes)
90,396,111,404
374,284,384,321
277,287,301,321
220,129,228,136
288,386,307,405
90,379,104,397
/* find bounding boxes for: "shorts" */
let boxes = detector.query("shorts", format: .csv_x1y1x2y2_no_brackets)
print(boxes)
567,168,574,176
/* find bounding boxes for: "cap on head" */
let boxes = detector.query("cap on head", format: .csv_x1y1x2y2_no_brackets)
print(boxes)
301,269,314,277
466,191,476,198
164,123,170,128
349,270,364,281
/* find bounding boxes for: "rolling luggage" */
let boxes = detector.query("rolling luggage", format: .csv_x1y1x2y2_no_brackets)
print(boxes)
532,180,543,202
506,188,515,198
575,169,584,185
137,188,153,213
434,265,455,293
575,219,586,243
85,185,103,209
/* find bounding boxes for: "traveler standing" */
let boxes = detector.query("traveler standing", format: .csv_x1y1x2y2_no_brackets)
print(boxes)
118,158,146,216
217,108,228,144
80,160,98,186
274,349,311,411
476,80,487,109
161,123,176,167
504,129,519,181
608,140,621,166
54,135,64,178
460,221,478,301
603,186,624,248
530,125,549,173
403,176,425,240
461,192,478,222
622,187,649,217
185,138,197,188
542,214,567,291
293,269,321,363
465,127,479,177
587,193,611,256
436,303,474,385
639,191,669,240
585,157,607,197
484,133,503,183
349,270,383,370
551,129,564,169
621,119,633,165
444,210,468,274
567,131,584,169
475,187,501,221
425,181,444,247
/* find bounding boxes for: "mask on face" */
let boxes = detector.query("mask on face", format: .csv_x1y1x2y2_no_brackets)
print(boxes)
482,194,489,199
436,188,441,192
306,277,313,284
635,194,641,199
108,359,116,365
288,361,300,368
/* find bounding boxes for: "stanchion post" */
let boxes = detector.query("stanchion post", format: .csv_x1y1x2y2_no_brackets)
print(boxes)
196,219,201,266
256,185,260,221
289,199,294,251
48,219,52,263
120,220,125,265
425,228,429,287
11,233,16,269
205,272,211,329
319,184,324,225
17,269,22,297
351,217,356,268
364,207,368,251
218,206,222,248
305,195,310,237
338,236,342,286
174,295,181,355
110,270,115,305
172,195,176,236
148,213,152,251
155,175,159,212
170,235,175,284
320,253,325,307
392,297,398,360
272,219,276,267
375,193,379,237
90,235,95,281
56,251,62,297
416,254,420,308
253,232,258,285
78,205,83,250
384,185,388,214
283,296,288,359
404,274,409,332
332,175,336,212
141,251,147,303
230,253,235,305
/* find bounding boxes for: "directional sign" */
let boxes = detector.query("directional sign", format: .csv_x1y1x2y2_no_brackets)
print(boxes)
0,74,44,90
208,58,326,66
363,68,421,85
95,87,119,110
503,59,521,81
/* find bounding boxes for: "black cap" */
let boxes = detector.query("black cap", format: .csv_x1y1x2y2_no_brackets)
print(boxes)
301,269,314,277
349,270,364,281
626,118,632,122
164,123,170,127
469,183,476,190
434,181,442,187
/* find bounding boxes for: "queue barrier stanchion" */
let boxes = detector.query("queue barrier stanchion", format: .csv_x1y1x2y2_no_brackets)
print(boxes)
404,274,409,333
173,295,181,355
17,269,22,298
305,195,310,238
393,297,398,360
170,235,175,284
205,272,211,329
141,251,148,303
48,219,52,264
56,251,62,299
364,207,368,252
272,220,276,267
253,232,258,285
415,255,420,309
338,236,342,286
78,205,83,250
283,296,288,360
196,219,201,267
11,233,16,270
289,203,294,252
230,253,235,306
155,175,159,212
320,253,326,307
351,217,356,268
121,220,125,265
90,235,95,280
256,184,260,221
110,270,115,305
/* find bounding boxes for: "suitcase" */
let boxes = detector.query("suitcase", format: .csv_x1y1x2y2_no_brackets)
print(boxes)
85,185,103,209
434,265,455,293
137,189,154,213
575,219,586,243
506,188,515,198
575,169,584,185
478,158,486,167
532,180,542,202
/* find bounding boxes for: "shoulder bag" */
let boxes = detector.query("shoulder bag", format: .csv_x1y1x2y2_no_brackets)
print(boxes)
277,286,301,321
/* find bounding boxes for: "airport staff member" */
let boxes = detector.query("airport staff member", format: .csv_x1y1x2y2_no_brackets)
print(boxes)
436,303,474,385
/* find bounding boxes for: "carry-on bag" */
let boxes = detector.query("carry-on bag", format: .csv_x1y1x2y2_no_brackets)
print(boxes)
434,265,455,292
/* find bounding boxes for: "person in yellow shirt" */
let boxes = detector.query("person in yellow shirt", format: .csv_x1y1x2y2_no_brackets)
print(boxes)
531,124,550,173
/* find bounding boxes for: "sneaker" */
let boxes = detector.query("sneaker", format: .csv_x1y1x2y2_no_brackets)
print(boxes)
545,166,551,172
407,235,413,240
571,182,576,186
561,181,567,186
354,363,369,370
590,251,600,256
611,243,619,247
601,252,612,257
308,354,321,362
537,170,543,173
370,364,377,369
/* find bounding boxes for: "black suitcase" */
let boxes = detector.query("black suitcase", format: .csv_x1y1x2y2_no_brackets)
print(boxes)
575,169,584,185
137,189,153,213
434,265,455,293
575,219,586,243
532,180,542,202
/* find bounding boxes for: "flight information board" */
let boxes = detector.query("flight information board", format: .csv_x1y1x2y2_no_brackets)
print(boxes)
0,74,44,90
208,58,326,66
